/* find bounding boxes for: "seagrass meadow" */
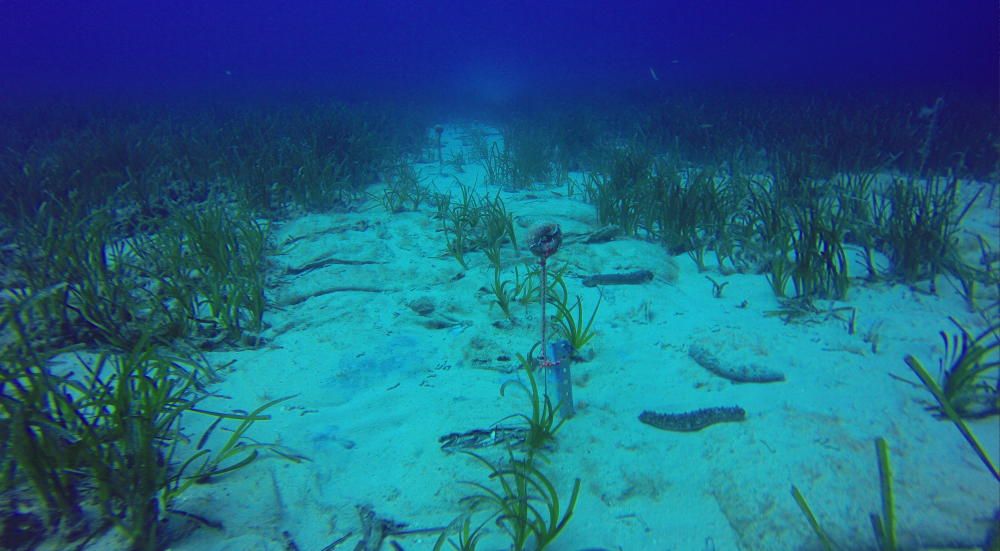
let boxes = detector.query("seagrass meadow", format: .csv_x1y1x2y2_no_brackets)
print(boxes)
1,2,998,550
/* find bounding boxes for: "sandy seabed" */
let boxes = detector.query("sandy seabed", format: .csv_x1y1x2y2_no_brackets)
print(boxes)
122,125,997,551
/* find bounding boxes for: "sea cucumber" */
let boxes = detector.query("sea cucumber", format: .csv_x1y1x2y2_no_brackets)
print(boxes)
638,406,746,432
582,270,654,287
689,343,786,383
438,427,528,452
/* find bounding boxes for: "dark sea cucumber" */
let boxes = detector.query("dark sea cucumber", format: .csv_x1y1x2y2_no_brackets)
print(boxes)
638,406,746,432
582,270,654,287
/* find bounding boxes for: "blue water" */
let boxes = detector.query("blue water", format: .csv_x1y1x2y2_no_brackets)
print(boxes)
2,0,994,106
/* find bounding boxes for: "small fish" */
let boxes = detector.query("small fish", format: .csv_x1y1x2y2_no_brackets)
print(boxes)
649,67,659,81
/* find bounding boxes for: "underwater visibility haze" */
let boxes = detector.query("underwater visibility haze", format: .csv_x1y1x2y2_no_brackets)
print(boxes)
0,1,998,550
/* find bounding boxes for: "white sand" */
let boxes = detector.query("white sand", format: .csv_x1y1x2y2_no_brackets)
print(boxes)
165,124,998,551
